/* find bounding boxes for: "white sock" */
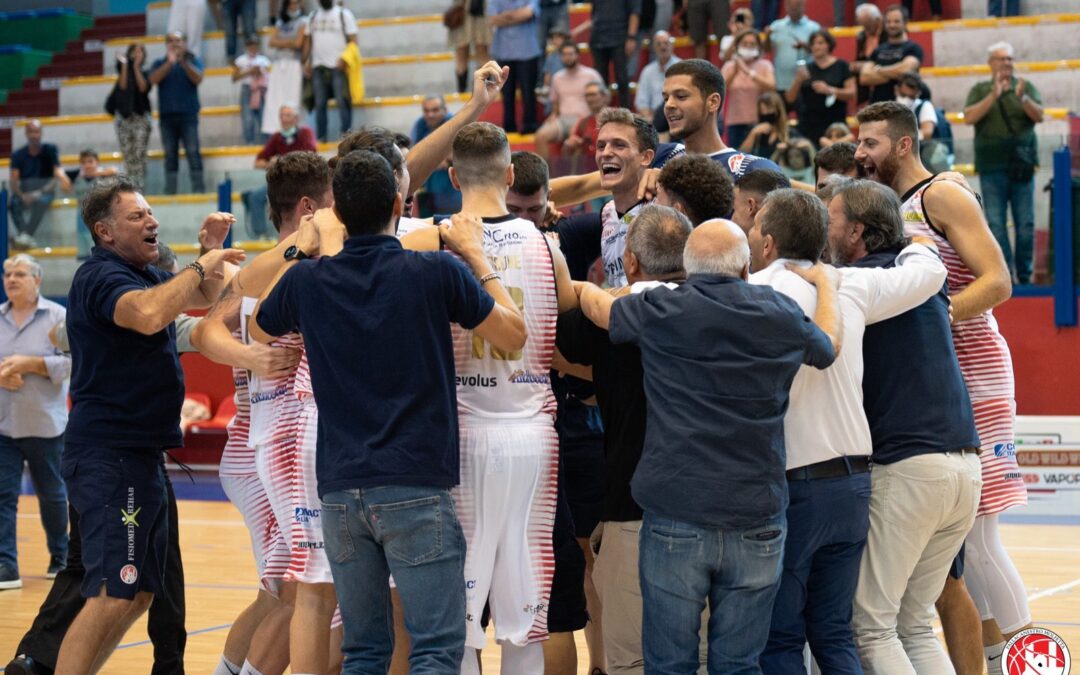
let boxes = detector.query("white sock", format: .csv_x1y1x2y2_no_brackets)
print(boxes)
985,641,1006,675
213,656,241,675
501,642,543,675
461,646,482,675
239,660,265,675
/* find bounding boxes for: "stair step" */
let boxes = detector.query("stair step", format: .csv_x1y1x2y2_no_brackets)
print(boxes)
37,63,103,79
0,100,58,117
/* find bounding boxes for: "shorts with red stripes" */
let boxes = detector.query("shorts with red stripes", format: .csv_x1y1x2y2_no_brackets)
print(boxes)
972,398,1028,516
220,470,289,595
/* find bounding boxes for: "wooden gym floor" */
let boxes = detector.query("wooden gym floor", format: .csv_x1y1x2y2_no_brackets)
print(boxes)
1,495,1078,674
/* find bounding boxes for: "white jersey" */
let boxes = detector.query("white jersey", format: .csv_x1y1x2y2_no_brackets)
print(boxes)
451,215,558,419
241,297,303,448
600,199,648,288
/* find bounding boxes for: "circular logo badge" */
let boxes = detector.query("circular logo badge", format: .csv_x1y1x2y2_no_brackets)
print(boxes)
119,564,138,585
1004,627,1071,675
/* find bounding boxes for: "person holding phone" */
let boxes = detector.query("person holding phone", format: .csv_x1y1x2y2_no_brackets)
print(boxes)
785,29,855,148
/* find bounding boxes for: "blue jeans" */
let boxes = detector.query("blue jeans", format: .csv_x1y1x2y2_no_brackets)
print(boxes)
222,0,256,58
751,0,779,28
321,486,466,674
981,170,1035,283
988,0,1019,16
240,84,265,145
75,209,93,259
243,184,271,239
159,113,204,193
9,178,55,237
313,66,351,142
639,510,787,674
0,435,68,574
762,472,870,674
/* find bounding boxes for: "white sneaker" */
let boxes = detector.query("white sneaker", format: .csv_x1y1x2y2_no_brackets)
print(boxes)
13,232,36,249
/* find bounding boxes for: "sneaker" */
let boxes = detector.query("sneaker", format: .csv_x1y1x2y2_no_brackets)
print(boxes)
46,555,65,579
14,232,37,249
0,564,22,590
5,654,48,675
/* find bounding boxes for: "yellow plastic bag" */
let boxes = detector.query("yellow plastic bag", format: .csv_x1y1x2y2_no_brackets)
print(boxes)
340,42,365,105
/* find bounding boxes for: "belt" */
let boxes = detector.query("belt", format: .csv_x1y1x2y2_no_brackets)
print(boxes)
786,456,871,481
947,447,981,455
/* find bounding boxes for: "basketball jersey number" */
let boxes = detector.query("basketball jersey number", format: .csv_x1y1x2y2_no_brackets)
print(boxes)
472,285,525,361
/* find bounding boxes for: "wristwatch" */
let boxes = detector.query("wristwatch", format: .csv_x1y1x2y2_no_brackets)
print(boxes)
283,245,310,262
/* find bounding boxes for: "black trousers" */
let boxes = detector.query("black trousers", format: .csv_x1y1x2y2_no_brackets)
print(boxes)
502,56,541,134
902,0,942,16
15,468,186,675
590,43,631,108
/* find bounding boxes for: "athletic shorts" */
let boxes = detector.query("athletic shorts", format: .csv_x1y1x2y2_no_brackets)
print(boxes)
949,544,965,580
286,401,333,584
454,416,559,649
220,471,289,595
560,426,606,538
62,445,168,600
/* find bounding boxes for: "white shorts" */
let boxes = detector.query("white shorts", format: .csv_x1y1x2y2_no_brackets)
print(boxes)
453,416,559,649
256,400,334,585
220,471,288,595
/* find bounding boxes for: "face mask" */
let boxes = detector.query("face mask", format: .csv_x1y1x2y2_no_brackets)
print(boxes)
760,113,779,125
738,47,760,60
281,126,297,139
896,95,915,108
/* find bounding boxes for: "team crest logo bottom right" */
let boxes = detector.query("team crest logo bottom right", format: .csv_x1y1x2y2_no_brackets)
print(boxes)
1004,627,1071,675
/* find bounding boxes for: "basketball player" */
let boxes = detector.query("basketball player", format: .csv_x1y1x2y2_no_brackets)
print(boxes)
403,122,578,674
853,101,1027,674
191,152,338,675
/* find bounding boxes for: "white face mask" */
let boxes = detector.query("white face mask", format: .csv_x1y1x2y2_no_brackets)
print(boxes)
896,95,915,108
738,47,760,60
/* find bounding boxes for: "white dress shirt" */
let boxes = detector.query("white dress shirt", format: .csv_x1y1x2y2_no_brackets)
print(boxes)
748,243,947,470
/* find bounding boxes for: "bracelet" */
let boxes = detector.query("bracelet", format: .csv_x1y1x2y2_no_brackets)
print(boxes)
478,272,501,285
186,261,206,281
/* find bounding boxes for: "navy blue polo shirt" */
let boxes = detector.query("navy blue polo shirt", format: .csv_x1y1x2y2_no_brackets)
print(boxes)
609,275,835,529
66,247,184,450
11,144,60,181
851,249,980,464
255,235,495,497
151,55,203,115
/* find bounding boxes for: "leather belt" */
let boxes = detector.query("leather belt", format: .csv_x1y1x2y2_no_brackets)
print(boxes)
786,456,871,481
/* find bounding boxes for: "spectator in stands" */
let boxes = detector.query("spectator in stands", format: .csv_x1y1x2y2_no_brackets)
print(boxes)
719,7,754,59
858,5,923,104
764,0,820,98
534,42,602,163
0,254,71,592
306,0,358,142
741,92,797,159
233,36,271,145
902,0,940,21
820,121,855,147
262,0,308,137
150,31,206,194
895,72,937,141
813,141,861,193
752,0,779,30
449,0,492,94
8,120,71,250
539,30,569,112
67,150,119,260
784,29,854,148
772,138,815,184
988,0,1019,17
111,44,153,190
635,30,680,123
410,96,463,216
563,81,610,174
964,41,1044,284
686,0,730,60
166,0,208,57
721,29,776,150
244,103,318,239
852,3,883,105
539,0,570,44
581,0,640,107
489,0,543,134
223,0,257,60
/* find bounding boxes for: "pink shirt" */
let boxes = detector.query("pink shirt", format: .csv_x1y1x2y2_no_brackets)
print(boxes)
721,58,775,126
551,65,603,120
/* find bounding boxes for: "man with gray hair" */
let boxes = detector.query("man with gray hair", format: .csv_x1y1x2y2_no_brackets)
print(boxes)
558,204,692,671
575,217,842,672
746,185,947,672
0,254,71,591
963,41,1044,285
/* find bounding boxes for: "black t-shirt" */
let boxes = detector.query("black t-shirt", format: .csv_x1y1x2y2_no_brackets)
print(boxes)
557,307,648,522
553,213,602,282
797,59,852,144
11,144,60,183
868,40,923,103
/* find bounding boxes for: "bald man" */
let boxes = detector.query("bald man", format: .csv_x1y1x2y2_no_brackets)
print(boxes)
575,218,842,672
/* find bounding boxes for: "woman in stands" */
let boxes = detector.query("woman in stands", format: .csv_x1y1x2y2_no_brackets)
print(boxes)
261,0,308,137
111,43,153,189
720,28,776,151
739,91,798,159
784,29,854,148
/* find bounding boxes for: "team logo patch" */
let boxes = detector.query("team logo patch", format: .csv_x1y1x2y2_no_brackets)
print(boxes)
1003,627,1070,675
995,442,1017,458
120,507,141,527
120,564,138,585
